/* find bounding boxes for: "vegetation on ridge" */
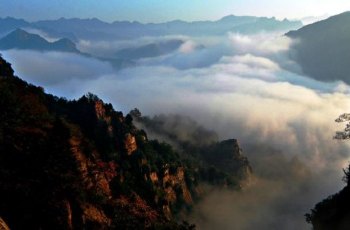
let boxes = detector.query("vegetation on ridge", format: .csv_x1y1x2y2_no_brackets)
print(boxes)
0,55,250,229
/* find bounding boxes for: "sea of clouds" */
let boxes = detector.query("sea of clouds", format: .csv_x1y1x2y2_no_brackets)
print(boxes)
3,30,350,230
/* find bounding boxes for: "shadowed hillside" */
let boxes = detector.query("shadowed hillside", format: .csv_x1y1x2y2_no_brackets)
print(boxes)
306,165,350,230
286,12,350,83
0,55,252,229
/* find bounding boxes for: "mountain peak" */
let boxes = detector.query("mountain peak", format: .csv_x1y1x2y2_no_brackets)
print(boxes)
0,29,79,53
9,28,31,36
218,14,257,22
285,11,350,84
8,28,39,41
0,28,48,50
52,38,79,52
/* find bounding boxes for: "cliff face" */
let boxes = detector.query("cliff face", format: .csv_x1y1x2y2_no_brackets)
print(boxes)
132,112,253,189
202,139,253,187
0,56,251,229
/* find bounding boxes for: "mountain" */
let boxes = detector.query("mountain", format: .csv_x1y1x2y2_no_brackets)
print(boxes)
130,111,253,186
0,28,80,53
0,55,252,229
114,39,184,60
305,165,350,230
32,17,111,41
286,11,350,84
0,16,302,41
0,29,136,70
37,16,301,40
0,17,29,35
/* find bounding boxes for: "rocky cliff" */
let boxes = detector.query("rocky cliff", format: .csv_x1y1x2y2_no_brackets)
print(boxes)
0,56,251,229
131,111,253,189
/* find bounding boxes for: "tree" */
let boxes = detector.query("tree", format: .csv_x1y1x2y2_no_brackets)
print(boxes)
334,113,350,140
305,114,350,228
129,108,142,118
333,113,350,184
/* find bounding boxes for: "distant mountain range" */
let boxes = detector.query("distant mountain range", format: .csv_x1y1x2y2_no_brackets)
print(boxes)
0,28,79,53
0,17,29,35
0,15,303,71
0,15,302,41
114,39,184,60
286,11,350,84
0,28,137,69
3,13,350,83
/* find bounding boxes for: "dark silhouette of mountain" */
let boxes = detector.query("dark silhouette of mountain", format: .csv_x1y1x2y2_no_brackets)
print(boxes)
0,28,80,53
305,165,350,230
115,39,184,60
130,111,252,187
286,11,350,84
44,16,301,39
0,16,302,41
0,28,136,70
32,17,111,41
0,55,252,229
0,17,29,34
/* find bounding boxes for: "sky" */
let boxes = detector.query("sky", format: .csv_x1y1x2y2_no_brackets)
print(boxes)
1,0,350,22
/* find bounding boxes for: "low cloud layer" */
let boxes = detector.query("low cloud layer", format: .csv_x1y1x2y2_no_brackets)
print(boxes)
2,31,350,229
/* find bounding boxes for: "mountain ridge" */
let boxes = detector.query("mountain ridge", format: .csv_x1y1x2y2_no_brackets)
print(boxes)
0,28,80,53
286,11,350,83
0,15,302,41
0,55,252,229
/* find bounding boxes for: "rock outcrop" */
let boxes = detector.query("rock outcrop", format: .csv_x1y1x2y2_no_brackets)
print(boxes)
124,133,137,155
203,139,253,187
132,112,253,189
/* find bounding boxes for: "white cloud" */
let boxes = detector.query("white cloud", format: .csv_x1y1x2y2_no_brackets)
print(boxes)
22,28,61,42
179,40,199,53
3,31,350,229
2,50,114,86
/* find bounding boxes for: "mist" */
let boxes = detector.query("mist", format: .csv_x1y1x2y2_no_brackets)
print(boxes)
2,30,350,229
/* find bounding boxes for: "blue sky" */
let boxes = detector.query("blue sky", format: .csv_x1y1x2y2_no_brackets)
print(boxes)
0,0,350,22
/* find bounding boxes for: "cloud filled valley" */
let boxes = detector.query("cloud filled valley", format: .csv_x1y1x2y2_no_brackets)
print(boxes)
2,26,350,229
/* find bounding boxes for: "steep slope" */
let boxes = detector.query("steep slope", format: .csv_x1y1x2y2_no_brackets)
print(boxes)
286,11,350,83
305,165,350,230
130,111,253,188
0,56,251,229
0,28,80,53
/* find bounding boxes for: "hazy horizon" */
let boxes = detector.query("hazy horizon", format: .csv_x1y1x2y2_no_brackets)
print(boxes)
0,0,349,23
